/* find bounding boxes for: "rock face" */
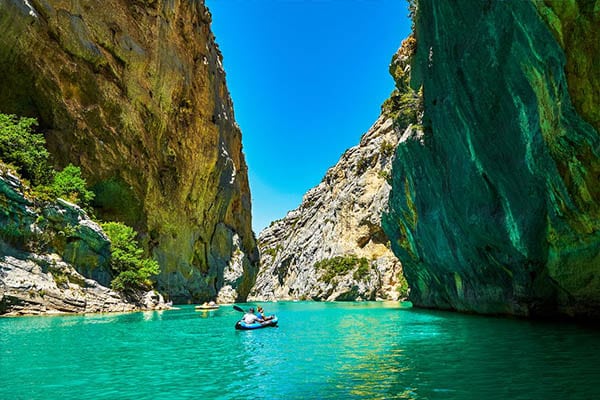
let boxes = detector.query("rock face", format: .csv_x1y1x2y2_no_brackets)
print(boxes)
249,116,405,302
0,168,111,280
0,0,258,302
1,252,136,316
0,168,168,315
383,0,600,318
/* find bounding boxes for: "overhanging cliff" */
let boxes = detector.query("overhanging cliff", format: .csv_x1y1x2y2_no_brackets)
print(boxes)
0,0,258,302
383,0,599,318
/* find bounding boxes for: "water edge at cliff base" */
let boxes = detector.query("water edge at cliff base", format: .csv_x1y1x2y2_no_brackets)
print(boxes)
2,301,599,399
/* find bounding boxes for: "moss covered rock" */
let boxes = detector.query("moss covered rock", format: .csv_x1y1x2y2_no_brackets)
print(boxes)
0,0,258,302
383,0,599,318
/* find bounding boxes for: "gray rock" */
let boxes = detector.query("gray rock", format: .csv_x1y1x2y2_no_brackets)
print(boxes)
249,116,405,302
0,252,135,315
41,198,112,286
0,169,169,315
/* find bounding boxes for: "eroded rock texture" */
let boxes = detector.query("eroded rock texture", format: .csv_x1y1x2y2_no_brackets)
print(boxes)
383,0,600,318
250,116,404,302
0,0,258,302
0,168,169,315
250,35,422,303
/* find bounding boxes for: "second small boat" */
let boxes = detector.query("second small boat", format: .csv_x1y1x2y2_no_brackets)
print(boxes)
195,302,219,311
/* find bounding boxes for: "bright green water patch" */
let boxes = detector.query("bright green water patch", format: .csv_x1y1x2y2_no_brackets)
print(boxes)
1,302,599,399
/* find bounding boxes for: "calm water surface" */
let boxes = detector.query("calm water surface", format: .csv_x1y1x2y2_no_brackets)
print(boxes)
1,301,600,399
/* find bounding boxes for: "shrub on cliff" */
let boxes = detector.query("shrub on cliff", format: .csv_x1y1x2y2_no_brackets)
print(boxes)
315,255,370,284
50,164,95,209
101,221,160,293
0,113,51,185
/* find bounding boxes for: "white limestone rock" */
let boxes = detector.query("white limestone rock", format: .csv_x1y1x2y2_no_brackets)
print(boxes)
249,116,406,302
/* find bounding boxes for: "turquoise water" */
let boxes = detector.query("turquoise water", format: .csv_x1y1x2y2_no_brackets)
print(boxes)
1,302,600,399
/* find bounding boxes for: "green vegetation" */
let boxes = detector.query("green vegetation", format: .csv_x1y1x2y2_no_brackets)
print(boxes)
352,258,371,281
356,157,371,173
50,164,95,208
0,113,51,185
381,88,422,128
379,140,396,158
0,223,30,246
91,177,142,227
0,113,95,210
315,255,370,284
101,221,160,293
378,170,391,183
397,273,409,298
262,244,282,258
51,271,69,288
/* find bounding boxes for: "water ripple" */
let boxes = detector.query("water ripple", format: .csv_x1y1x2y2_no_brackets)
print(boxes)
1,303,600,399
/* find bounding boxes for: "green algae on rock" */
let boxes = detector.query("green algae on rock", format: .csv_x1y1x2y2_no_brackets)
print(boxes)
533,0,600,133
0,0,258,303
383,0,600,318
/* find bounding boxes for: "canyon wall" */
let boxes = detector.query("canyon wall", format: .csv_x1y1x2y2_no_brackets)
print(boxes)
250,116,404,302
383,0,599,318
0,0,258,302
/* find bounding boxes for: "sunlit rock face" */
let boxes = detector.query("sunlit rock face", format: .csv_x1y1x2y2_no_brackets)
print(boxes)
383,0,600,318
250,116,404,302
0,0,258,302
249,36,421,303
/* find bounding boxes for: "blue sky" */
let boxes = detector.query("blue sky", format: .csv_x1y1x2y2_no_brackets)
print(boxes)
205,1,412,233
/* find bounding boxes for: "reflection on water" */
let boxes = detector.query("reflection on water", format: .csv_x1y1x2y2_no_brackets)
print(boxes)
1,302,600,399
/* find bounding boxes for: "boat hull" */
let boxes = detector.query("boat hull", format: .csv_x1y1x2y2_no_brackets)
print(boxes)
235,316,278,330
195,305,219,311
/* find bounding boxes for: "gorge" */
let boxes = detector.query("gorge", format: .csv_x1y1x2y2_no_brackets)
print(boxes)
0,0,598,321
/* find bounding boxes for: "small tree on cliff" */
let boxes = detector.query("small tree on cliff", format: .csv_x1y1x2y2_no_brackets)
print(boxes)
0,114,96,211
101,221,160,293
50,164,95,209
0,113,52,185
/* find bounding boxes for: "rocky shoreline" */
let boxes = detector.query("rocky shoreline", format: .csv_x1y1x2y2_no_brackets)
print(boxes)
0,169,169,316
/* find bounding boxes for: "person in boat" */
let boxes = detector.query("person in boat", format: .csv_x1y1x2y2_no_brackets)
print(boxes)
242,307,264,324
256,306,274,321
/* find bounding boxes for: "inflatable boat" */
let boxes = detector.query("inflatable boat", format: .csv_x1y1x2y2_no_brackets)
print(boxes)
235,316,278,330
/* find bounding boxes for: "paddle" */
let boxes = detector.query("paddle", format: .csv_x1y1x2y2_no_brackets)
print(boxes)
233,305,246,313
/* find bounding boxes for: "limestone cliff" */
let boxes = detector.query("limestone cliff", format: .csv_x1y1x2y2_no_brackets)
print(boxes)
0,168,167,315
250,35,421,303
250,116,404,302
0,0,258,302
383,0,600,318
